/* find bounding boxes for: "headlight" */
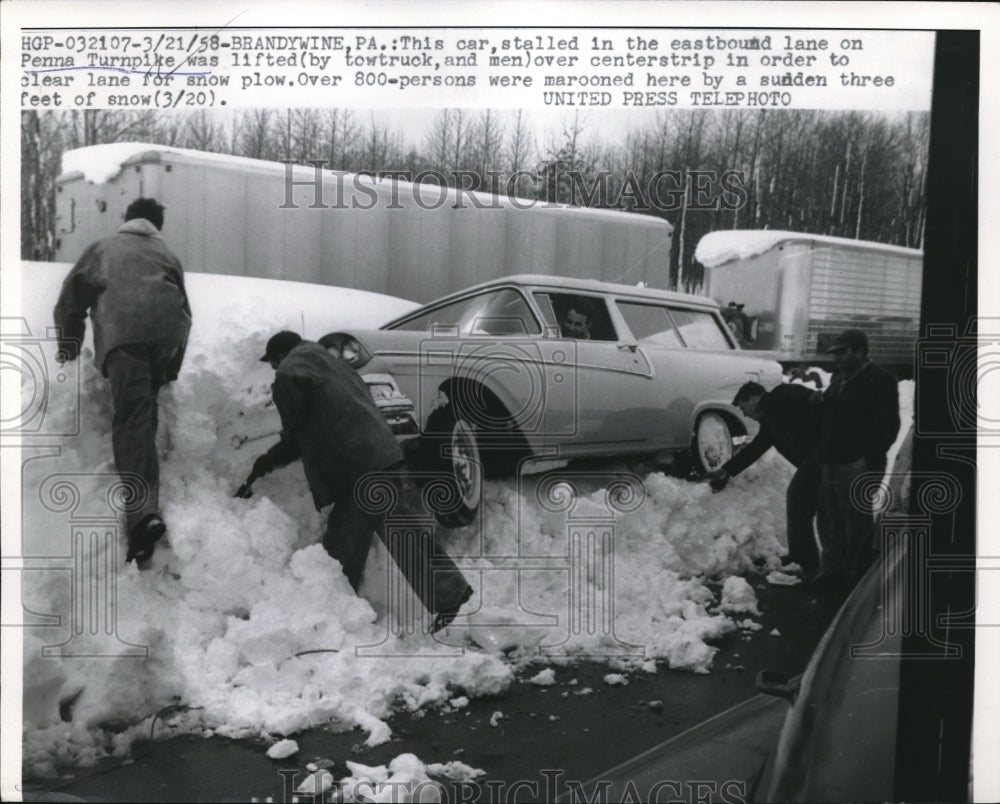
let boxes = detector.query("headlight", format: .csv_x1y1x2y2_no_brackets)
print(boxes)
341,337,361,364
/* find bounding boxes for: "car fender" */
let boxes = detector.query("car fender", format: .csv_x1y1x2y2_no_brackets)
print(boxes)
689,401,750,438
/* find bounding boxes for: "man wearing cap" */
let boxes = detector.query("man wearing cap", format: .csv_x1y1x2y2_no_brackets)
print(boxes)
237,331,473,633
705,381,822,576
54,197,191,565
814,328,900,589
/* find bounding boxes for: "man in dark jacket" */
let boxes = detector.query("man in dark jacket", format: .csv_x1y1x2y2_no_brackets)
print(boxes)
706,381,822,575
54,198,191,565
815,328,900,589
238,331,473,633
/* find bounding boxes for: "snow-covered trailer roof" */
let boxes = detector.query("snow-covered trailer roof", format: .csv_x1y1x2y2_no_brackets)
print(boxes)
58,143,673,232
695,229,921,269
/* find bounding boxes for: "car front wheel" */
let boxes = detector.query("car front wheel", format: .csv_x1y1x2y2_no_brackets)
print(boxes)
693,412,734,474
424,406,482,528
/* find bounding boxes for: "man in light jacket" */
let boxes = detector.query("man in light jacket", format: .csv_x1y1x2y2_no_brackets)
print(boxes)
54,198,191,565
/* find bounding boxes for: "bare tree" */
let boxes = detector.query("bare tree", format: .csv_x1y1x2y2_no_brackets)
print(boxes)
323,109,359,170
238,109,276,160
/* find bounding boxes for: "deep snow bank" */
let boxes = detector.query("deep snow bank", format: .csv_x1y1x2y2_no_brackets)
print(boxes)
13,263,913,779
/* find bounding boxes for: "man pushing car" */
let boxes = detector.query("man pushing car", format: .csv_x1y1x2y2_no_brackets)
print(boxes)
236,331,473,633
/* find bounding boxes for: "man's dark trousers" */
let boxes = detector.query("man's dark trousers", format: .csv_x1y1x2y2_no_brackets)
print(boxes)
325,467,471,615
105,344,178,537
786,456,821,573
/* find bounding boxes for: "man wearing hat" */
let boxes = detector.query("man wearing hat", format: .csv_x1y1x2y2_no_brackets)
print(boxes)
237,331,473,633
813,328,900,590
705,380,823,576
54,197,191,566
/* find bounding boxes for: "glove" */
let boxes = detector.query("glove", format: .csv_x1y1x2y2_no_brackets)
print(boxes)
707,469,730,492
234,479,255,499
234,454,276,498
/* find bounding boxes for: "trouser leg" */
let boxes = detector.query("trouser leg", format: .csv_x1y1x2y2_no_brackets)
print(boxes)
105,346,160,536
375,473,472,615
336,468,473,615
818,463,847,580
845,463,878,583
818,459,869,582
786,459,820,574
324,497,377,592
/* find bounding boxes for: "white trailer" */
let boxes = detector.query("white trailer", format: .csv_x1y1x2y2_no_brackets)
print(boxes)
54,144,674,304
696,230,922,375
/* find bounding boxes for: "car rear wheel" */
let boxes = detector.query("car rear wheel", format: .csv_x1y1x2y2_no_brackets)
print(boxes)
424,405,482,528
693,412,734,473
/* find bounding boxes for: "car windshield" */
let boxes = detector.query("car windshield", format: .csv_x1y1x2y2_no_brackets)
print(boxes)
387,288,541,336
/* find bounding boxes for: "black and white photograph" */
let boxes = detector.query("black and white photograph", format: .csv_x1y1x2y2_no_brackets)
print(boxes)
2,2,995,802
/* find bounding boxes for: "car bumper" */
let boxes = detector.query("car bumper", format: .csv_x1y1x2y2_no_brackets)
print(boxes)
364,373,420,438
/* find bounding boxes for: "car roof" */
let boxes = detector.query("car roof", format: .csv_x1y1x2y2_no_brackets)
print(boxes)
412,274,720,310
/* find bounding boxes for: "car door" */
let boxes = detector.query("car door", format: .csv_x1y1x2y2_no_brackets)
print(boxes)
613,300,749,449
531,290,656,452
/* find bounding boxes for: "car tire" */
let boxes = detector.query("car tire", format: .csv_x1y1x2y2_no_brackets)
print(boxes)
424,405,482,528
692,412,734,474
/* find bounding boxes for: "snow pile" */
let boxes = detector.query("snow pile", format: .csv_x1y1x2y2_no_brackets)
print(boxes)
694,229,921,269
15,263,915,779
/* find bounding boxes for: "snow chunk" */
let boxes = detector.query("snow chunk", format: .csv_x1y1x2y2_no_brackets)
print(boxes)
603,673,629,686
527,668,557,686
338,753,445,803
426,760,486,782
767,570,802,586
266,739,299,759
770,628,782,637
345,760,390,783
297,770,335,795
354,709,393,747
449,697,469,709
719,576,760,616
489,711,504,727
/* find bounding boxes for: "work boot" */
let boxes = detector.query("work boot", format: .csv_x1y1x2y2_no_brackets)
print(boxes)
126,514,167,567
430,585,474,634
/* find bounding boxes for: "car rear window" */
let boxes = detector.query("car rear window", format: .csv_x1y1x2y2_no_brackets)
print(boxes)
666,307,733,349
616,302,683,347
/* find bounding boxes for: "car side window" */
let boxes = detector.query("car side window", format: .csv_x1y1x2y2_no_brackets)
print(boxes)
666,307,733,350
534,292,618,341
616,302,683,348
